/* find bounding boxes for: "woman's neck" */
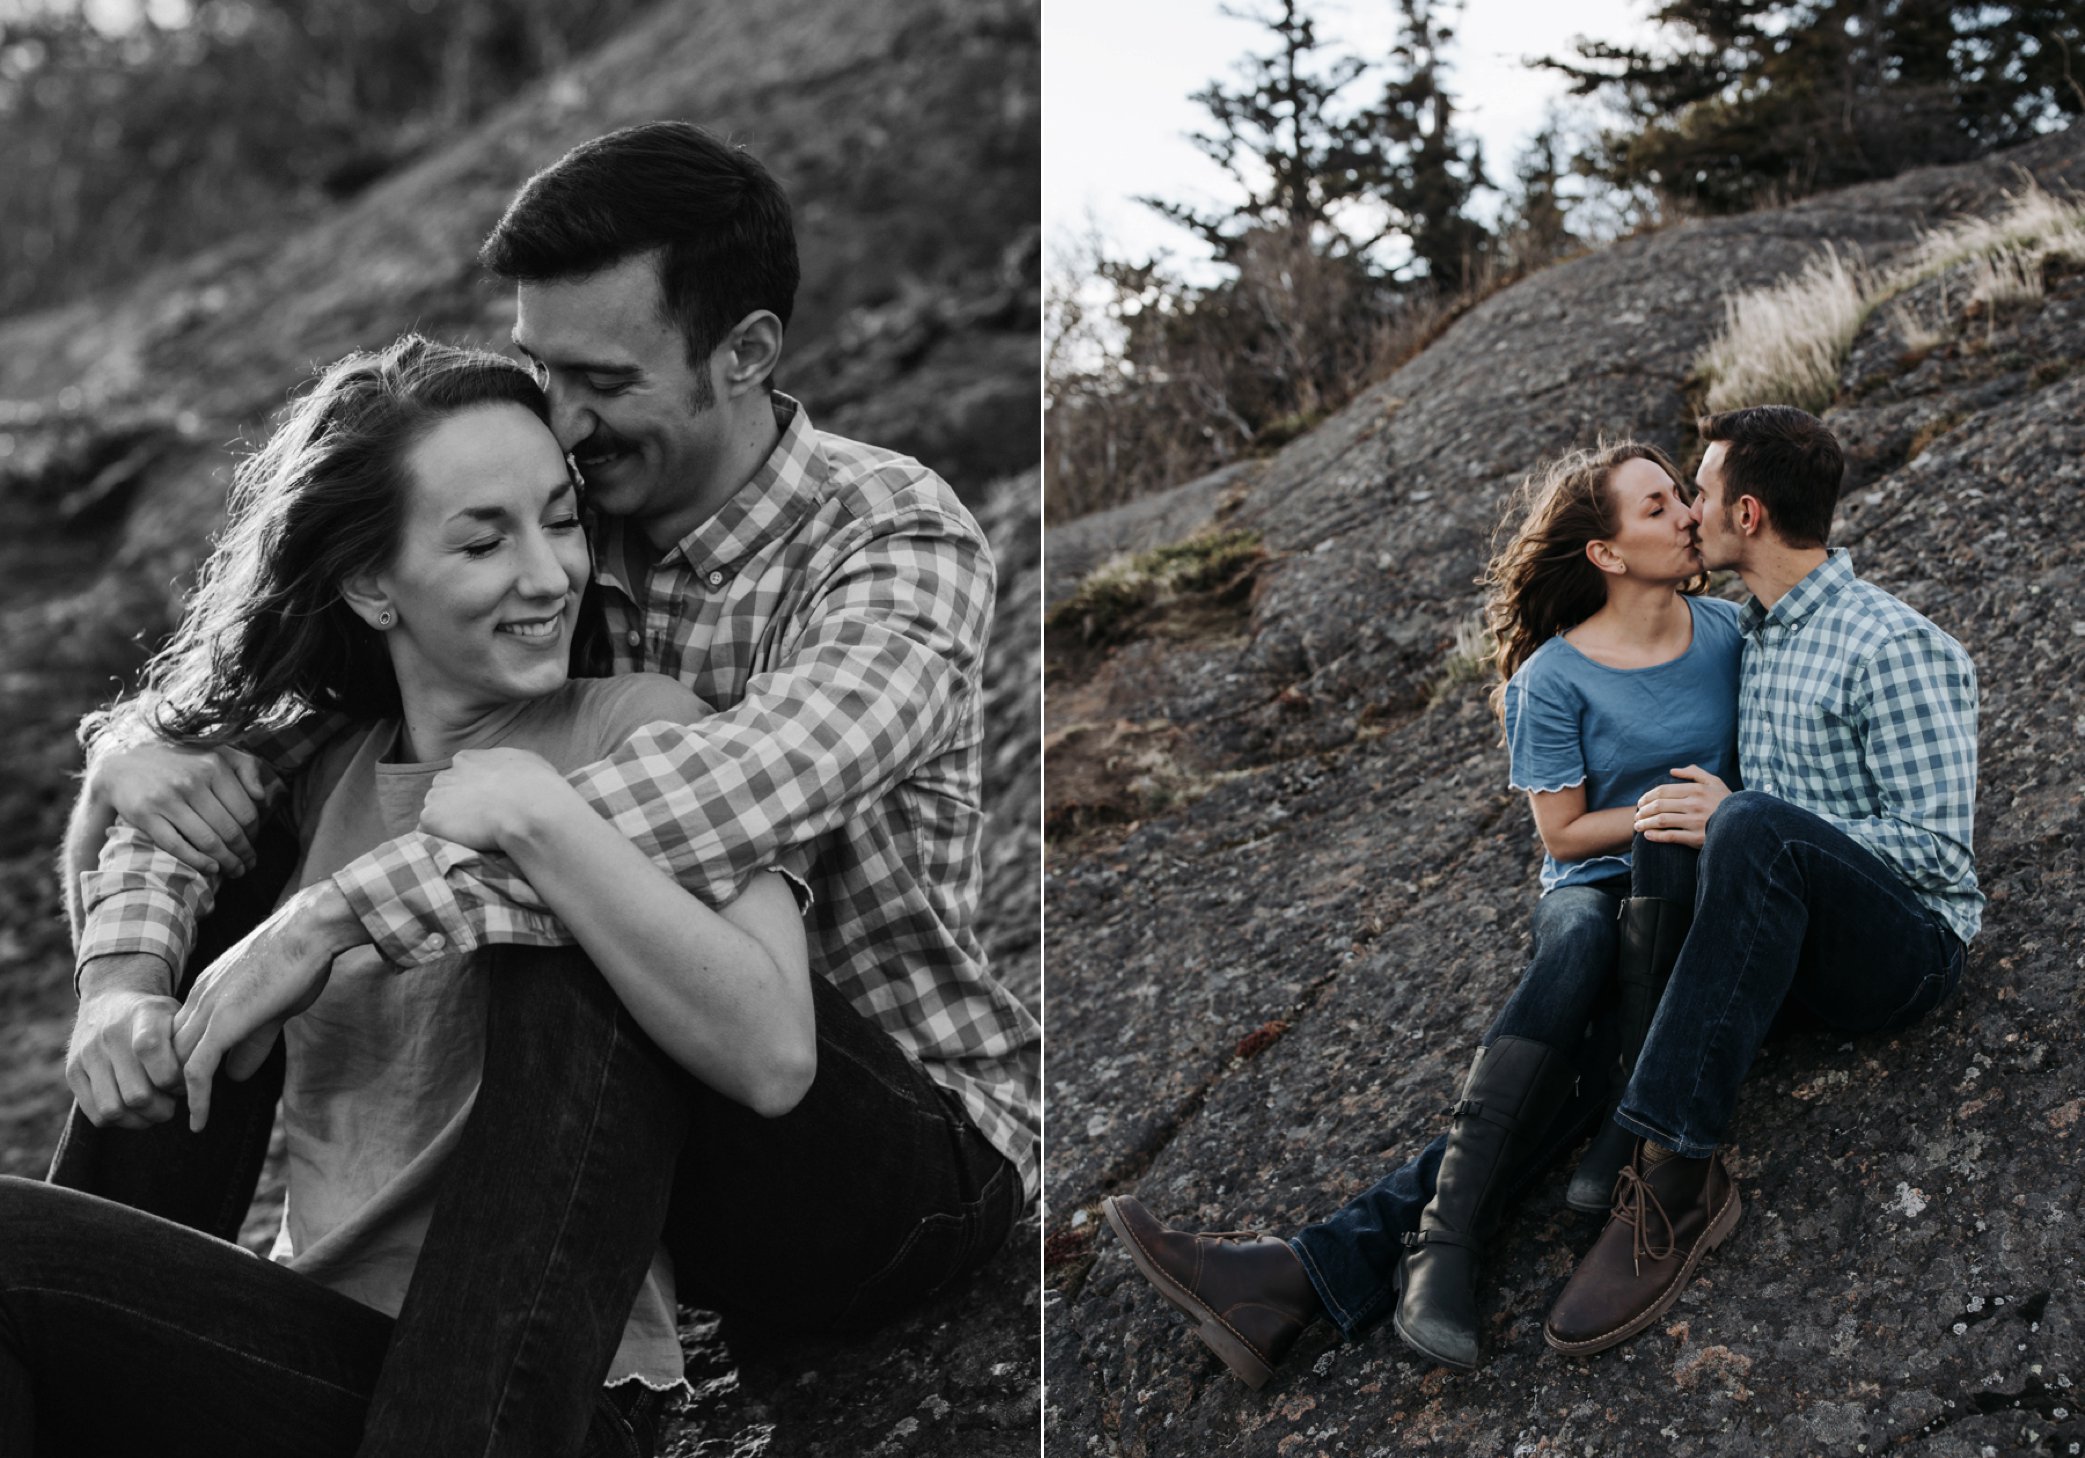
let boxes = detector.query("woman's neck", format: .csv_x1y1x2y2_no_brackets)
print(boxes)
390,693,533,764
1565,579,1695,668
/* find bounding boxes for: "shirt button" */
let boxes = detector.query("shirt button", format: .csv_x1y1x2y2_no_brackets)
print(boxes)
706,570,724,588
625,629,642,648
425,934,447,952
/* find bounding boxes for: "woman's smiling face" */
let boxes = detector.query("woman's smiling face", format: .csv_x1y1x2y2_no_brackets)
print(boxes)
363,401,589,725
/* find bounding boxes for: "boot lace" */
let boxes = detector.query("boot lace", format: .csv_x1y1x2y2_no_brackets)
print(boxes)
1611,1162,1677,1277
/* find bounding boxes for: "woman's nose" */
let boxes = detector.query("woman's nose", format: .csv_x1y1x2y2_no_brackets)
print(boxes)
515,530,571,599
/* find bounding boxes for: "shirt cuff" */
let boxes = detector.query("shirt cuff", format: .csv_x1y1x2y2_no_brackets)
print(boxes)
74,890,193,990
330,839,489,968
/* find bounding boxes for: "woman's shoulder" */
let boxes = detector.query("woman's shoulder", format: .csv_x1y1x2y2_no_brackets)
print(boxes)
1507,636,1588,696
1690,593,1743,626
1688,594,1746,656
562,673,711,754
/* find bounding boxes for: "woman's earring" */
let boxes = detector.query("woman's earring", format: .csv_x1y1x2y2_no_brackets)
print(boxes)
376,608,395,629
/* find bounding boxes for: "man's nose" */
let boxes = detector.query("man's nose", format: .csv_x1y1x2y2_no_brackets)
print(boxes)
547,384,591,453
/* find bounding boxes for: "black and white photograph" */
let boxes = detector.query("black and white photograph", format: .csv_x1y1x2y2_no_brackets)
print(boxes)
0,0,1040,1452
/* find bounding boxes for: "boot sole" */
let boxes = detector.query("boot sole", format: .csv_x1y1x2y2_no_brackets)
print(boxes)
1100,1196,1276,1389
1542,1178,1742,1356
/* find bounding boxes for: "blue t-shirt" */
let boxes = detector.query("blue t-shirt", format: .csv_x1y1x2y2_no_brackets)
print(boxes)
1503,594,1743,892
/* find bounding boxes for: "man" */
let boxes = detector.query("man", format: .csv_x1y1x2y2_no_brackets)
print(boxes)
61,121,1038,1455
1543,404,1979,1355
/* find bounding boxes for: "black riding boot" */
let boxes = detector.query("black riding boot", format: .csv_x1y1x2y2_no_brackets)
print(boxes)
1391,1035,1576,1370
1565,895,1691,1212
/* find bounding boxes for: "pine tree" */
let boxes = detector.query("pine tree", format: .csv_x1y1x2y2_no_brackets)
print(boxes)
1545,0,2085,213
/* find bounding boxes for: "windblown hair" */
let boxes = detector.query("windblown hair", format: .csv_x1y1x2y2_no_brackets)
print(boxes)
126,334,598,746
1481,440,1702,720
480,120,799,384
1697,405,1842,548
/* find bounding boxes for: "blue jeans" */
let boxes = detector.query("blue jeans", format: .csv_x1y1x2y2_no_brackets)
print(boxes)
1616,791,1965,1157
0,1177,667,1456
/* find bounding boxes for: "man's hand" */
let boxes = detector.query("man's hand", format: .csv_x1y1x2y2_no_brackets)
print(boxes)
89,741,273,877
419,747,578,853
67,953,183,1128
172,881,367,1131
1634,765,1733,849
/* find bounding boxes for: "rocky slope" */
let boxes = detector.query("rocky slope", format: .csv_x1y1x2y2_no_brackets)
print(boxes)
1044,126,2085,1456
0,1,1039,1452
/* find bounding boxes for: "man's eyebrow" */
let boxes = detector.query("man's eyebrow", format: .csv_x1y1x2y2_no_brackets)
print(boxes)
506,335,640,378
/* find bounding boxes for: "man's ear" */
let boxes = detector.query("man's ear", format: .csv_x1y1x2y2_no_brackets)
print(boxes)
1734,494,1766,538
339,571,393,631
719,310,784,399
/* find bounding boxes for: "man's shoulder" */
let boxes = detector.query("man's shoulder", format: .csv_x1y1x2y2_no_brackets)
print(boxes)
808,425,983,543
1821,575,1975,686
1835,575,1965,649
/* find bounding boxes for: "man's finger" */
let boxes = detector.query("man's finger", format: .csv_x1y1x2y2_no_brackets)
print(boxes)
139,812,219,876
133,1016,183,1091
184,1027,221,1133
1671,764,1707,782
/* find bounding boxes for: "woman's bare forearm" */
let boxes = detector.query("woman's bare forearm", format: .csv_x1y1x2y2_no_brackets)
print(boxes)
499,792,814,1115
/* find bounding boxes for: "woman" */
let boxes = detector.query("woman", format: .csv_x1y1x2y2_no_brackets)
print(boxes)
3,336,809,1455
1102,440,1742,1382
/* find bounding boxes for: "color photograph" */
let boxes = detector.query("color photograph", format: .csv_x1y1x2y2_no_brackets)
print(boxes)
1042,1,2084,1452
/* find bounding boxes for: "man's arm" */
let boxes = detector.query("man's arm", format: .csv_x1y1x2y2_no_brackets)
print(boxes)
66,708,348,971
1813,629,1979,891
333,505,992,967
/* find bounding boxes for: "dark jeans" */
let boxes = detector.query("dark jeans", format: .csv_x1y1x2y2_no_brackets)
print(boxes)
0,1178,668,1457
357,943,1024,1458
1616,791,1965,1158
1290,836,1698,1338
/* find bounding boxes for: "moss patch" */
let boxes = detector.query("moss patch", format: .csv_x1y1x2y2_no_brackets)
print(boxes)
1045,527,1267,659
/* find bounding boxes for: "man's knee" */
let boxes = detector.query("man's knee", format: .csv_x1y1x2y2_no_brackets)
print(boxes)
1702,790,1795,857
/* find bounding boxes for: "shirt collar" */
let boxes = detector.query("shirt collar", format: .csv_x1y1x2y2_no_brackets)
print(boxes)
594,394,825,592
1738,547,1854,636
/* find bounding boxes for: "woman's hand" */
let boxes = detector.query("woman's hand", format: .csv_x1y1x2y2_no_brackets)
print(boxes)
172,881,368,1131
418,748,579,853
1634,765,1732,848
89,740,273,877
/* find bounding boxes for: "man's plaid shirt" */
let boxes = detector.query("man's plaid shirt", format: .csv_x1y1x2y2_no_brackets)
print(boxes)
1735,549,1983,945
78,395,1040,1199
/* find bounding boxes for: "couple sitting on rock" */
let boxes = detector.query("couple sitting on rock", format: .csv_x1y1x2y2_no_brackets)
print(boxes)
1106,406,1979,1382
3,122,1037,1456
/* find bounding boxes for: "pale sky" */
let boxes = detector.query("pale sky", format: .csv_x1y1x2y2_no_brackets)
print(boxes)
1044,0,1664,275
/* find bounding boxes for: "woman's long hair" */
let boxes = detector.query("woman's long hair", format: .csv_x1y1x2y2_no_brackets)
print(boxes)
121,334,605,746
1481,440,1701,720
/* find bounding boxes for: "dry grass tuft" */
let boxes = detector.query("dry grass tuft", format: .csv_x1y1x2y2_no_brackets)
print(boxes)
1698,183,2085,413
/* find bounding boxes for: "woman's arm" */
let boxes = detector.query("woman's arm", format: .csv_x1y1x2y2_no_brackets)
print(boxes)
422,748,815,1118
1525,784,1637,863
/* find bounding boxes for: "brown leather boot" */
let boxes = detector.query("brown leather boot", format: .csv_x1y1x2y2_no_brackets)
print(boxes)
1544,1141,1741,1355
1101,1195,1323,1388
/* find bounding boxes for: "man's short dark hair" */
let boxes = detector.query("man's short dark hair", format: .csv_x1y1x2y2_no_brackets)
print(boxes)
1697,405,1843,548
481,121,800,375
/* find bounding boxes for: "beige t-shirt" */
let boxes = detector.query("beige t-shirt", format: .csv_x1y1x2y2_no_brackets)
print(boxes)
269,673,709,1390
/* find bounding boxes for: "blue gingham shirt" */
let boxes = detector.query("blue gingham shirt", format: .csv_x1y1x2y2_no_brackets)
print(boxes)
1735,550,1982,944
